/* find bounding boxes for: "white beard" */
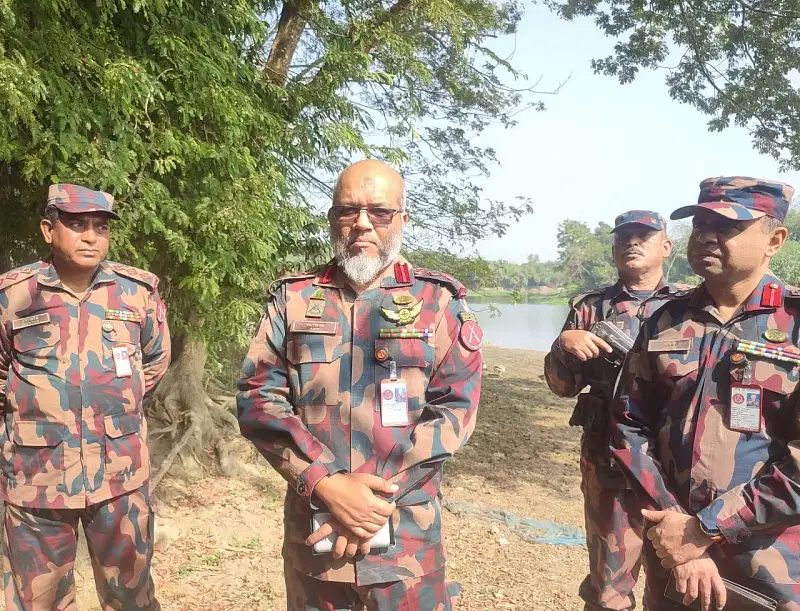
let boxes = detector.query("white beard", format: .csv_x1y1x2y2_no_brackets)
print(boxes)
333,229,403,286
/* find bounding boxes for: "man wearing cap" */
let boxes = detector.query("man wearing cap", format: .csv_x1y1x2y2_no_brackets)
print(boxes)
545,210,682,611
611,177,800,610
0,184,170,610
237,160,482,610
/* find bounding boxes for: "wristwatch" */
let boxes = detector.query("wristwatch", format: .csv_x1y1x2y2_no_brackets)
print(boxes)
698,520,724,543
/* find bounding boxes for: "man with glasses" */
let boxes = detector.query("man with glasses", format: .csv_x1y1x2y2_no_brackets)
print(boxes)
545,210,683,611
611,177,800,611
0,184,170,610
237,159,483,610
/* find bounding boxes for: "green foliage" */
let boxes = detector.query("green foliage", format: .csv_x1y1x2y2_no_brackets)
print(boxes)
549,0,800,169
0,0,533,366
771,241,800,286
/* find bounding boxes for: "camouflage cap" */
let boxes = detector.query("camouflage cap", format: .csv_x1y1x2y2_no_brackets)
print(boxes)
610,210,667,233
671,176,794,222
46,184,120,220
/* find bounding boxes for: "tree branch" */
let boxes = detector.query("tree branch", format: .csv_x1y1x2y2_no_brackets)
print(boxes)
266,1,316,85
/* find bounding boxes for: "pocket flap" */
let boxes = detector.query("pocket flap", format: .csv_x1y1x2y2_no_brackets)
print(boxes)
287,333,342,364
376,338,434,369
13,421,66,447
733,359,798,395
13,324,60,353
104,413,141,438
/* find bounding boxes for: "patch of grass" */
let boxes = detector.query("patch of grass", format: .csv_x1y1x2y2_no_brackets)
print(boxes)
201,550,224,566
177,565,194,579
232,536,261,550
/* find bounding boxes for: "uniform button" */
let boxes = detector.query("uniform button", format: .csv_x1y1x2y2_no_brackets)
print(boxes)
375,347,389,362
102,322,113,332
770,282,779,289
297,481,307,495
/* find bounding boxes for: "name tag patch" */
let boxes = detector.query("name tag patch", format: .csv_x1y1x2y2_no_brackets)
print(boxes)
290,320,338,335
11,313,51,331
648,338,692,352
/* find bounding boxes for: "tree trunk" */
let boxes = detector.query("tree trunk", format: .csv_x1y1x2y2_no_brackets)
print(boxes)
147,333,240,489
265,1,312,85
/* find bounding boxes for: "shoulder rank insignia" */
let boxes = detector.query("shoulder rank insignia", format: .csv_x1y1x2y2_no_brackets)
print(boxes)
382,299,423,325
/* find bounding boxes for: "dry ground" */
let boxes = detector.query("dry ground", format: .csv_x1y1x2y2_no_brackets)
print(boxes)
70,346,600,611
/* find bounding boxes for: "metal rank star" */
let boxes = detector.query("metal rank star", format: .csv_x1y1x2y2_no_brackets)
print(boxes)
381,299,423,326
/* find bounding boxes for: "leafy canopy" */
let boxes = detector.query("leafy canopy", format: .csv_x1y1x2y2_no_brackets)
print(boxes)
0,0,533,364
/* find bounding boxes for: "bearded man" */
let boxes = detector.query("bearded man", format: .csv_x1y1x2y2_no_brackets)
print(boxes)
237,159,483,611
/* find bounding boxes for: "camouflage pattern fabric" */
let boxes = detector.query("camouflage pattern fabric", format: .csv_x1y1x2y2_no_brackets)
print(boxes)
611,273,800,610
671,176,794,221
285,566,452,611
237,257,482,589
544,280,686,611
46,184,120,220
2,487,159,611
611,210,667,233
0,260,171,510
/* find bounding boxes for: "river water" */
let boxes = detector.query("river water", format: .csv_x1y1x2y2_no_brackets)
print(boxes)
466,301,569,352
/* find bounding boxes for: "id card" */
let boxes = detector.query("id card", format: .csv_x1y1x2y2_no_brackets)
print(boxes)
729,383,762,433
380,379,409,427
310,512,394,555
113,346,133,378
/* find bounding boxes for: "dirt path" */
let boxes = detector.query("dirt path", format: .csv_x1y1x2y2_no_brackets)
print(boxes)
72,346,595,611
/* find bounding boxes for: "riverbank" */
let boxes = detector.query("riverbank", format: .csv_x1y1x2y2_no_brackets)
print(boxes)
72,346,592,610
469,287,570,305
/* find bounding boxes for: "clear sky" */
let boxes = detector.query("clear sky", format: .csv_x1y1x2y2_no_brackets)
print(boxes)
473,4,800,263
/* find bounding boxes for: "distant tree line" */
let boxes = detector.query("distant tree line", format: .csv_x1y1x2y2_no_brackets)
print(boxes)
410,208,800,294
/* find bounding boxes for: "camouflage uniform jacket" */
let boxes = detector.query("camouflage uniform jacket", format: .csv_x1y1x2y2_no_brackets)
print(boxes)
237,257,482,585
0,260,171,509
544,279,684,403
611,273,800,599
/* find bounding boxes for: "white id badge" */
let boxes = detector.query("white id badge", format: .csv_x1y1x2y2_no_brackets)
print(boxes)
311,512,394,555
113,346,133,378
729,383,762,433
380,379,409,427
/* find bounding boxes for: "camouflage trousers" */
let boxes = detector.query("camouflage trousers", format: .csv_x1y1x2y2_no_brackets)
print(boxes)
579,434,644,611
285,566,455,611
2,487,159,611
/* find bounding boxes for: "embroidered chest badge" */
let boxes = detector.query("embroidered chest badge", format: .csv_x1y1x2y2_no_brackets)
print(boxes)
381,299,423,326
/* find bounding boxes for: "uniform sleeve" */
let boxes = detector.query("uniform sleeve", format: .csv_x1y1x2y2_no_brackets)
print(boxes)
695,394,800,544
236,288,347,504
362,296,482,499
610,324,683,511
543,302,588,398
0,318,8,414
141,287,171,393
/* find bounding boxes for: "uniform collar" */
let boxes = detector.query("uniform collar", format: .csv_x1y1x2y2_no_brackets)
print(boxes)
612,276,668,300
314,256,414,290
37,259,116,292
691,272,784,315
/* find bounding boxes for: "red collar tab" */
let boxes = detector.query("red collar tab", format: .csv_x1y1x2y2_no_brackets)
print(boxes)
457,287,468,299
318,265,335,285
761,282,783,308
394,262,411,285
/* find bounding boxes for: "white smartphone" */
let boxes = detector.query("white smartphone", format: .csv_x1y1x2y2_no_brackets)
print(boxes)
310,512,394,555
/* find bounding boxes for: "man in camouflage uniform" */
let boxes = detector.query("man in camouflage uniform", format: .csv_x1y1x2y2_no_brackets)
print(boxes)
237,159,482,611
0,184,171,610
545,210,683,611
612,177,800,610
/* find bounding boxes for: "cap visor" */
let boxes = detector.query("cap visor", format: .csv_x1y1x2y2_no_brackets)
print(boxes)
670,203,765,221
610,221,663,234
54,205,120,220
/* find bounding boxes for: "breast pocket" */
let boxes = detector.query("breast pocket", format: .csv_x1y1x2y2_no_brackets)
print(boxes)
287,332,343,406
736,359,798,425
104,412,144,476
13,324,61,372
102,321,142,370
375,338,435,411
9,421,66,487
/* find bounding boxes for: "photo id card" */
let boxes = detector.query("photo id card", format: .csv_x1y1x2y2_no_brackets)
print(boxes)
113,346,133,378
729,383,762,433
380,379,409,427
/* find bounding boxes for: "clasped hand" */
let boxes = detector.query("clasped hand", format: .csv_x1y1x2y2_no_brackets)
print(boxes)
306,473,397,560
